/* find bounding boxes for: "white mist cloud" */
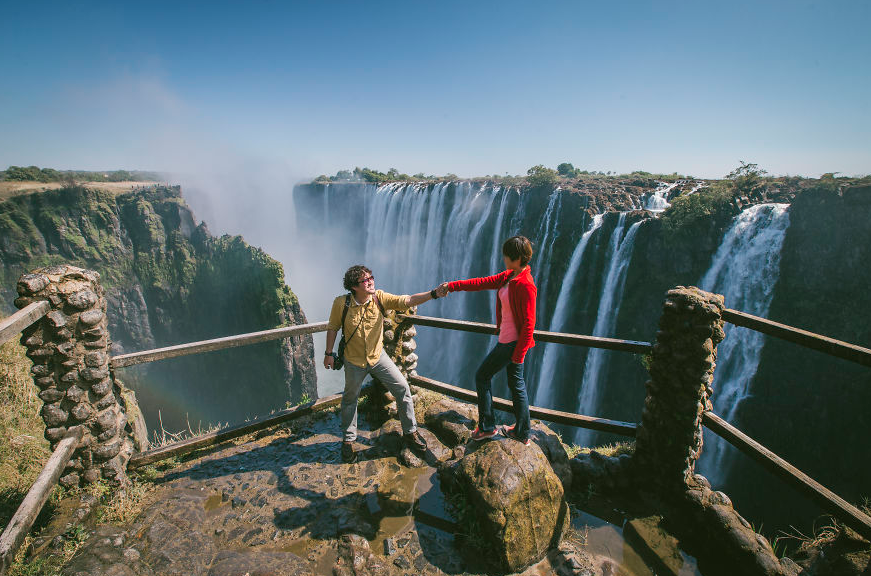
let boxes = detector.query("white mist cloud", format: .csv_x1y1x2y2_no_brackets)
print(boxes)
15,70,347,393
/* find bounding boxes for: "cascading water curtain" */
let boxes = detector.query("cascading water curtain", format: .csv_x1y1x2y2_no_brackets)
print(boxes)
697,203,791,481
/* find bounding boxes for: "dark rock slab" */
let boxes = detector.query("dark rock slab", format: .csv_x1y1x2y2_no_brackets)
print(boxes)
423,398,477,448
208,550,313,576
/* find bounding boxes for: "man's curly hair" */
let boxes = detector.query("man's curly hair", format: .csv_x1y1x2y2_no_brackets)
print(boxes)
343,265,372,292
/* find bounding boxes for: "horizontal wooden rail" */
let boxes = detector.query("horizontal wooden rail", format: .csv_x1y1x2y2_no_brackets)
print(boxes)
111,321,329,369
0,429,82,576
129,389,352,468
398,314,653,354
702,411,871,542
410,375,637,437
723,308,871,368
0,301,50,347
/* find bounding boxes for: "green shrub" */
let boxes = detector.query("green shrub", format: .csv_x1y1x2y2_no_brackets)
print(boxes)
660,181,738,243
526,165,559,188
726,161,768,196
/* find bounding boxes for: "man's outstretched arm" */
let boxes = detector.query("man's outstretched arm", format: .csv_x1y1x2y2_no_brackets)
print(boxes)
405,282,450,307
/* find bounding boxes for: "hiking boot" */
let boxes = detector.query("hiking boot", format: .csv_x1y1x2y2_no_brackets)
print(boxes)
470,426,497,441
404,430,427,454
501,424,530,446
341,441,357,463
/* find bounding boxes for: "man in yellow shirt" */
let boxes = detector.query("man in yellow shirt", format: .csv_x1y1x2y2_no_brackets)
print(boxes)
325,265,448,463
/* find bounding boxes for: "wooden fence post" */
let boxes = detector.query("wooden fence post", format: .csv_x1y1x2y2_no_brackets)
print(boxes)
632,286,725,493
15,266,138,488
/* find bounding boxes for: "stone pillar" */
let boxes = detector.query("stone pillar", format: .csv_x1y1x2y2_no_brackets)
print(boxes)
632,286,725,494
15,265,135,488
382,306,418,379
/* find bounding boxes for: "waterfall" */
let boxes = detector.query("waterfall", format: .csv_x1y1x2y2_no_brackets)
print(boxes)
575,214,643,443
534,214,605,406
437,185,501,381
644,181,678,213
488,186,510,321
534,191,563,318
697,203,791,477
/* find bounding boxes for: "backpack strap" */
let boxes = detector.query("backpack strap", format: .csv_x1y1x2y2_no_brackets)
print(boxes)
340,294,360,344
340,294,351,332
373,293,387,317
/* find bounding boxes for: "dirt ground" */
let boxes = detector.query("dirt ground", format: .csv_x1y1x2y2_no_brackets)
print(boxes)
0,181,162,202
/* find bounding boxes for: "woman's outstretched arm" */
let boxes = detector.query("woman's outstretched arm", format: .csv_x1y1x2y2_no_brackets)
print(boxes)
448,270,510,293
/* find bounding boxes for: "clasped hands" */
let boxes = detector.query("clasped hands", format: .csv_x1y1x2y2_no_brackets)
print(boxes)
434,282,450,298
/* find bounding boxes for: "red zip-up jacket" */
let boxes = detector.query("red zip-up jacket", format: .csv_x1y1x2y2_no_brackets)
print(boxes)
447,266,536,363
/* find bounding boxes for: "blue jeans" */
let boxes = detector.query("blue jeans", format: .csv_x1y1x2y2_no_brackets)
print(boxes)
341,352,417,442
475,341,531,440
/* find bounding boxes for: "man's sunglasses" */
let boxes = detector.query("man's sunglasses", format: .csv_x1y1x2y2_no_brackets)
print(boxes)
357,275,375,285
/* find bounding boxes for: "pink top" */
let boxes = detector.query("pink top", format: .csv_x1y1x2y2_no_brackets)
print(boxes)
498,284,519,343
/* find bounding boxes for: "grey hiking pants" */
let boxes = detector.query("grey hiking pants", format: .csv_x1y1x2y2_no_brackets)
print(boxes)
341,351,417,442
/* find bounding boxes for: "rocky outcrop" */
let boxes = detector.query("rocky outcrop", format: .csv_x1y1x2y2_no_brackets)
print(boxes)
0,185,316,431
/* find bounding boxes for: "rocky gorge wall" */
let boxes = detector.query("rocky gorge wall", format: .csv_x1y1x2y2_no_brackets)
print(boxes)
0,186,316,432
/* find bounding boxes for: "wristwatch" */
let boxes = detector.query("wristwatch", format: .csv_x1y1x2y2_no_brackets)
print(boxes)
430,289,439,299
325,352,337,358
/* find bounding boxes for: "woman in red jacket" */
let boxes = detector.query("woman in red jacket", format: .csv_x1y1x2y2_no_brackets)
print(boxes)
446,235,536,445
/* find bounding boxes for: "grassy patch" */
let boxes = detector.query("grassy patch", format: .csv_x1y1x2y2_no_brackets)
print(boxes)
775,496,871,557
149,410,228,449
5,523,89,576
774,517,839,558
0,336,54,528
564,440,636,460
90,478,154,526
412,388,444,424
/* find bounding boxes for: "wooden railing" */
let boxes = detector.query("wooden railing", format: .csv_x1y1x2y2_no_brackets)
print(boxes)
702,412,871,539
397,314,653,354
0,429,82,575
7,293,871,571
114,318,641,466
722,308,871,368
404,311,871,541
110,322,330,368
699,309,871,540
0,302,50,347
128,390,348,468
410,374,637,436
0,301,54,575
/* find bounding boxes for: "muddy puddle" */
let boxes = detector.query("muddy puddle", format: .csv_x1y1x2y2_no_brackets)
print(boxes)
572,501,702,576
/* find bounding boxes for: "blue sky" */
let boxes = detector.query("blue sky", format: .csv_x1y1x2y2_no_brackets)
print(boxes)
1,0,869,179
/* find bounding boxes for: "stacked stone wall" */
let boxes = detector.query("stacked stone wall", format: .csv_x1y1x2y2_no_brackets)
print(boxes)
15,265,137,487
632,285,725,492
382,306,418,379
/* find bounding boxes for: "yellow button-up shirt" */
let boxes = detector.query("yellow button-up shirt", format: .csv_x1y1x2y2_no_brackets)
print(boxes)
328,289,408,368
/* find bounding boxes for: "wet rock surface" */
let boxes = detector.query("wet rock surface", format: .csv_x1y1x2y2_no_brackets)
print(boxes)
58,409,605,576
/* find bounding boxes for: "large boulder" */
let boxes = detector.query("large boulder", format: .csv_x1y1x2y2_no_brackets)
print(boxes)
457,438,568,573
